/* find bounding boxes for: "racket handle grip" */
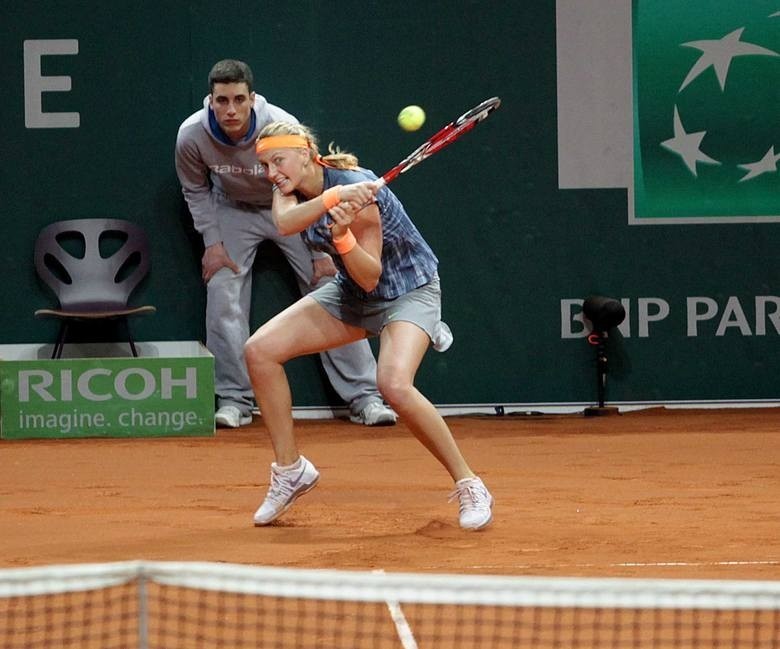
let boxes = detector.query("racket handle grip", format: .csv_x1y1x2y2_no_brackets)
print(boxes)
357,178,386,212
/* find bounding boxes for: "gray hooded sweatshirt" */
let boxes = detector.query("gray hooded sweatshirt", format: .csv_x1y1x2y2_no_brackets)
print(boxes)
174,94,298,248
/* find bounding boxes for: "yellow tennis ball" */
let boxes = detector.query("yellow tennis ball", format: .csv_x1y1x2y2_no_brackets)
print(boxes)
397,105,426,132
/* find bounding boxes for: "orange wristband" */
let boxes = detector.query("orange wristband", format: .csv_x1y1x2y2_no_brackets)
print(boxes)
321,185,342,211
332,228,357,255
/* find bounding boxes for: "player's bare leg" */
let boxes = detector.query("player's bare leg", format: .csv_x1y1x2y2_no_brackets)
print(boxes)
377,321,493,530
377,321,473,479
245,297,365,525
245,297,364,463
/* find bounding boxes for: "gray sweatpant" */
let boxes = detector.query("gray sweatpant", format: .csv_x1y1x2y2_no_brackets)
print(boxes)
205,193,382,417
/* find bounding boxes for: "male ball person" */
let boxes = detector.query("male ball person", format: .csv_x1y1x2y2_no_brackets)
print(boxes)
175,59,396,428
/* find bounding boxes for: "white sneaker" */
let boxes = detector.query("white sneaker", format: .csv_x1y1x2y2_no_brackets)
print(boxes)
432,321,454,352
349,402,397,426
448,477,494,530
253,456,320,526
215,405,252,428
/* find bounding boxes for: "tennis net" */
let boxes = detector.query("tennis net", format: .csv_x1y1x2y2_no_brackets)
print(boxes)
1,561,779,648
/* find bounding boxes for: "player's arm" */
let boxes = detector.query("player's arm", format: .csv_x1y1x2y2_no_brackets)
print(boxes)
329,201,382,293
271,182,377,236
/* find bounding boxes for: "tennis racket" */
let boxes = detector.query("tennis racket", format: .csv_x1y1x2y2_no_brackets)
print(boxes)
374,96,501,190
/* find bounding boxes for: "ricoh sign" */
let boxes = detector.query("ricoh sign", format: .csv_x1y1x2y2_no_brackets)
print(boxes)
0,343,214,439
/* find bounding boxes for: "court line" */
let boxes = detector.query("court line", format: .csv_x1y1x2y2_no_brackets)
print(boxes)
608,561,780,568
374,569,419,649
385,599,419,649
423,560,780,571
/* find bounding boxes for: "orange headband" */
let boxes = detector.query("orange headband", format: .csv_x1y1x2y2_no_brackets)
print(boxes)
255,135,309,155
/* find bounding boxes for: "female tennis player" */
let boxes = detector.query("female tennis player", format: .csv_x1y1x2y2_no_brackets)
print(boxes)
245,121,493,530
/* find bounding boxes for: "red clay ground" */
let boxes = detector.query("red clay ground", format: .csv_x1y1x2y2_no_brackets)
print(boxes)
1,407,778,580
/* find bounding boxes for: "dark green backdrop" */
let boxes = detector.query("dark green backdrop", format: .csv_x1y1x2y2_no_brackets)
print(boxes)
2,2,778,409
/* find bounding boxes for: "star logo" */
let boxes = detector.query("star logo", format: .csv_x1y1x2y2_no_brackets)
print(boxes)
631,4,780,222
737,146,780,182
679,27,779,92
660,106,720,176
556,2,780,223
662,20,780,183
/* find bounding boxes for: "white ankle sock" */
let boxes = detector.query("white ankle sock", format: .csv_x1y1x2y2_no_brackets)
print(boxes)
277,457,302,472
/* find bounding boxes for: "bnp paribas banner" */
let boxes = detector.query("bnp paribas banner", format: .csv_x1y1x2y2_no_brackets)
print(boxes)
557,0,780,224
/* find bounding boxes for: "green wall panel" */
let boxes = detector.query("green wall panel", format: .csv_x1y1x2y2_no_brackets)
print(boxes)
2,2,778,409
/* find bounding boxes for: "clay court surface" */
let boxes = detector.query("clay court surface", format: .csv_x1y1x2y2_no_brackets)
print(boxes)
1,407,778,581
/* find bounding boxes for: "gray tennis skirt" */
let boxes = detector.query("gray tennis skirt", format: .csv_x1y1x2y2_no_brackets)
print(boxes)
309,273,453,351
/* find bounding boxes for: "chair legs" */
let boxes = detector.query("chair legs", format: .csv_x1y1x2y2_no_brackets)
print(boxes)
50,318,140,358
123,319,139,358
52,322,69,359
